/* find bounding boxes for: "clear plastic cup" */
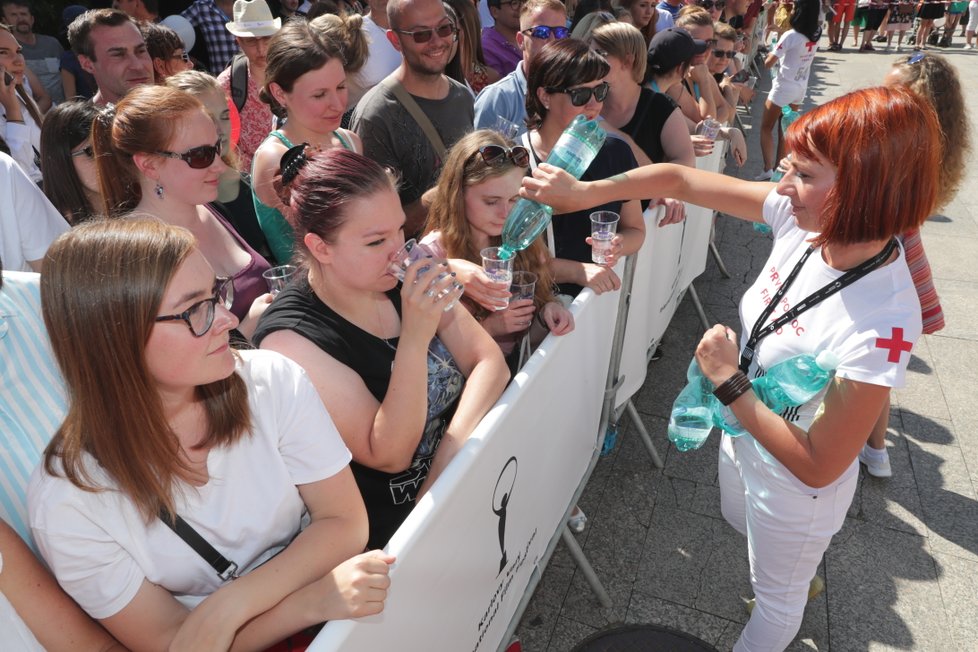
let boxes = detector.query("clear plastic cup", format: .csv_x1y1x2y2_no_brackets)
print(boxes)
589,211,620,265
262,264,297,295
388,239,464,311
481,246,515,311
510,271,537,302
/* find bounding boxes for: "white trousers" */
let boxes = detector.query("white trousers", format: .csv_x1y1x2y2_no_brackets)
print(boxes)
968,2,978,33
719,434,859,652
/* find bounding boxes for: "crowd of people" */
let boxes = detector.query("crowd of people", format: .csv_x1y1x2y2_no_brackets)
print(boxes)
0,0,971,650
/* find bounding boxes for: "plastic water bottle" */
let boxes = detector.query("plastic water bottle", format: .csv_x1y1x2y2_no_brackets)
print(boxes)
715,351,841,437
498,115,606,259
667,359,718,452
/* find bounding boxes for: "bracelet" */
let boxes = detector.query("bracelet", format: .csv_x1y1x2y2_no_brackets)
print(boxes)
712,370,752,406
5,119,24,124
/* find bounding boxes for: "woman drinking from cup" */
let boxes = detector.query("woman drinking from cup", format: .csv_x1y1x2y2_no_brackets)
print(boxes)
422,129,574,368
521,85,940,651
254,147,509,550
524,39,644,296
92,85,272,339
29,218,392,651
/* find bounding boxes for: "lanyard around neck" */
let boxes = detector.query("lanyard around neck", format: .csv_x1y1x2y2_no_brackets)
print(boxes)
739,238,897,373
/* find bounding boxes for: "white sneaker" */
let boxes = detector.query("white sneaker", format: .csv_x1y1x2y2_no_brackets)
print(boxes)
965,44,974,50
755,169,773,181
859,444,892,478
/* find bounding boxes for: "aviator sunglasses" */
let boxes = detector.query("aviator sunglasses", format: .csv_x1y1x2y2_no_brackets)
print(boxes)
545,81,610,107
155,138,223,169
395,21,458,43
521,25,570,40
478,144,531,168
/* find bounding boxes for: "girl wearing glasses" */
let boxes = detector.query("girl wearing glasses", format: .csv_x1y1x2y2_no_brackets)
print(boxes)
254,147,509,550
422,129,575,365
524,38,645,296
39,100,101,225
252,18,361,265
29,218,392,651
521,84,941,652
92,85,273,340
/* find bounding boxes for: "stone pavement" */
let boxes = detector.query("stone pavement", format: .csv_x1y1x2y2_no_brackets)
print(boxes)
515,40,978,651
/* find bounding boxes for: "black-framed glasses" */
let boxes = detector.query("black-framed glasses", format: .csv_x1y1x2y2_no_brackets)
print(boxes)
395,21,458,43
521,25,570,40
71,144,95,158
154,277,234,337
697,0,726,9
712,49,736,59
170,52,191,63
545,81,610,107
477,144,530,168
155,138,223,169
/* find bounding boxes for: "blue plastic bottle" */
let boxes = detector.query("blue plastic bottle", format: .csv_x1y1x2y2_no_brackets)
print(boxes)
498,115,606,259
667,359,719,452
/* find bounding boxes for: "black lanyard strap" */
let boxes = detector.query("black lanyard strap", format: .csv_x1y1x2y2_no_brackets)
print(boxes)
159,508,239,582
739,238,897,373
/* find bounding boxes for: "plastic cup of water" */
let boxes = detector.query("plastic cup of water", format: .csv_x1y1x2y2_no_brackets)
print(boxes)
262,264,297,295
481,246,514,311
695,117,722,141
510,271,537,302
388,239,464,311
589,211,619,265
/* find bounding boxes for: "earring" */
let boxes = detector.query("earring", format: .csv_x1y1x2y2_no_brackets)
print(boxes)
154,182,164,199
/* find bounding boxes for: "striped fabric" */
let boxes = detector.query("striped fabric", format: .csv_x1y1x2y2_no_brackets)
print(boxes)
900,228,945,335
0,272,66,547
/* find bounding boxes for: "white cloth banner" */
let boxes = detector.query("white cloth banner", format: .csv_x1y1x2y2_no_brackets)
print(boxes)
310,284,621,652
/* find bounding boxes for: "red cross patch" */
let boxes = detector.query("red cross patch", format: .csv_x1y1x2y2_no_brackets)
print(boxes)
875,327,913,363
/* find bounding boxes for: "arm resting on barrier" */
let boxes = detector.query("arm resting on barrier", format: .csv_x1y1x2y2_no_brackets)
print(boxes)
696,324,891,489
521,163,774,223
418,306,510,498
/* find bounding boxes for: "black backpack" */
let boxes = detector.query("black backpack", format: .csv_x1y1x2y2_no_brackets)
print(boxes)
229,53,248,113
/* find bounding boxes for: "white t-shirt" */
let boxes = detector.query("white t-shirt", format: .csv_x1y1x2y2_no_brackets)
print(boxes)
738,190,921,432
773,29,819,90
351,14,402,108
28,349,352,619
0,152,69,272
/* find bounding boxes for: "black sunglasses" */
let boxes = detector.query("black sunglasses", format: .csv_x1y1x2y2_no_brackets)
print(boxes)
154,277,234,337
522,25,570,40
478,144,530,168
712,49,736,59
155,138,223,169
170,52,191,63
545,81,610,107
71,144,95,159
698,0,726,8
395,21,458,44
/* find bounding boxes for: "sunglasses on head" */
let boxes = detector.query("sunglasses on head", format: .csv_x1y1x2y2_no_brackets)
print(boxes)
522,25,570,40
545,81,610,107
907,52,926,64
155,138,223,169
698,0,726,8
395,21,458,44
71,144,95,159
477,144,530,168
712,49,736,59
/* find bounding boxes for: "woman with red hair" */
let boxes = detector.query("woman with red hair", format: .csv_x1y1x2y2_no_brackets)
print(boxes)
520,85,941,651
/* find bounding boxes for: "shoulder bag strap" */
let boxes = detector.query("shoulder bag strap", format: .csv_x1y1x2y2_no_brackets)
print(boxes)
382,76,448,159
159,508,239,582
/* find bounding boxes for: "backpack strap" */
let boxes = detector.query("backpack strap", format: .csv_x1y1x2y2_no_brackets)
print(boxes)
229,53,249,113
381,75,447,159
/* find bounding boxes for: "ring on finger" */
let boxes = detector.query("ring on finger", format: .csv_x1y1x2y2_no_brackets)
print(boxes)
424,289,436,298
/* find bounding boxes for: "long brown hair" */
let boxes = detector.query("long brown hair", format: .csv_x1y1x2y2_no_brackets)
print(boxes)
90,85,208,216
0,24,43,128
425,130,556,311
41,219,251,522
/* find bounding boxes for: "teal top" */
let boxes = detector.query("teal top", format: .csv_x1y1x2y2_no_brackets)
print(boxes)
251,130,354,264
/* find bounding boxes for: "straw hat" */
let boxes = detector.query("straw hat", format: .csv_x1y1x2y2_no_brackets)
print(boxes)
225,0,282,38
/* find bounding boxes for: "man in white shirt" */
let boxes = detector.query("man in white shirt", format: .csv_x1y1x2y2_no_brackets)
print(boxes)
351,0,402,107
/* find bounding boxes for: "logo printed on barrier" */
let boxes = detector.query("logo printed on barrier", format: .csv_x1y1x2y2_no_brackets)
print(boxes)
492,456,518,575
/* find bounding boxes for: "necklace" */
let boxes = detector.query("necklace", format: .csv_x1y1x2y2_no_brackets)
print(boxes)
373,293,455,373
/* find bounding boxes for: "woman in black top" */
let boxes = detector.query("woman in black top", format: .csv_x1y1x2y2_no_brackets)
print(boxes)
253,148,508,549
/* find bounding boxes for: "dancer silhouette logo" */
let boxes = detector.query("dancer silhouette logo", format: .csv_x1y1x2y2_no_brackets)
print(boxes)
492,456,518,575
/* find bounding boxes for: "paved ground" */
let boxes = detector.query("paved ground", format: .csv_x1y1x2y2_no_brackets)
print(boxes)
515,38,978,652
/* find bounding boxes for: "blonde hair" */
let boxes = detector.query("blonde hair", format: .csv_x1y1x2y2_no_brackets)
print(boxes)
425,130,557,312
311,12,368,74
592,22,648,83
41,219,251,522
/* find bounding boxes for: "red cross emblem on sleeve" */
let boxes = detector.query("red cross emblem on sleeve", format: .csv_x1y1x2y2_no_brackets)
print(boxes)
875,327,913,363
